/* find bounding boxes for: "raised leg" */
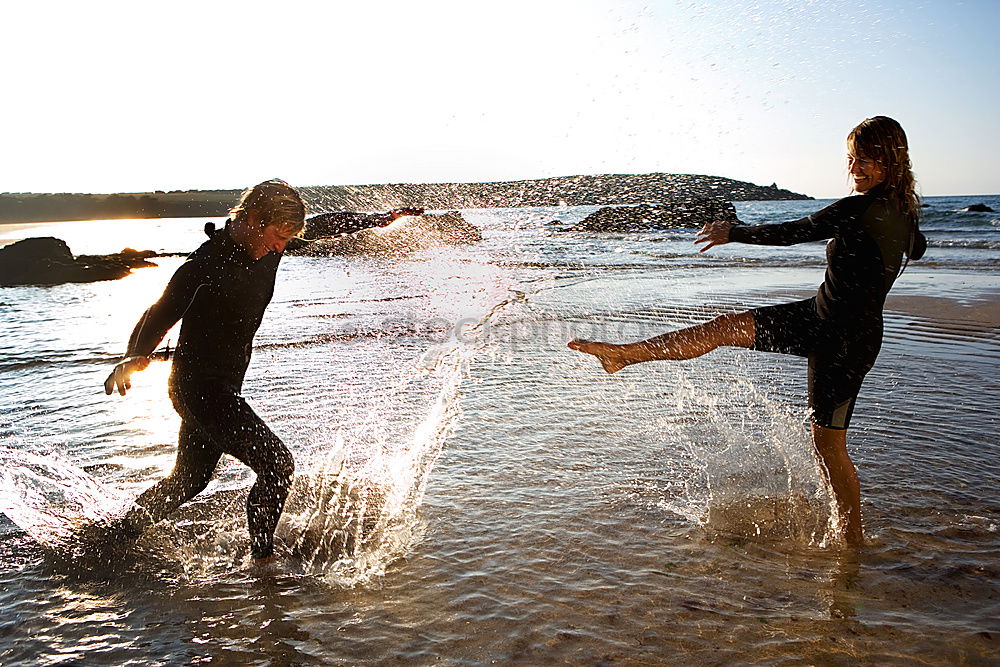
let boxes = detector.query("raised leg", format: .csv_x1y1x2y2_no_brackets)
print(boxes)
568,311,755,373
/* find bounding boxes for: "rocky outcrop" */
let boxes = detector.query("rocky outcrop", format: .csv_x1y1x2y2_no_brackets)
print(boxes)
76,248,158,270
317,174,811,211
302,207,424,240
288,211,481,256
564,199,739,232
960,203,995,213
0,237,158,286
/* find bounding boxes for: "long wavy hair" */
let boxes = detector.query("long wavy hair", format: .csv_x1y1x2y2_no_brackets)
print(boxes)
847,116,921,224
229,178,306,234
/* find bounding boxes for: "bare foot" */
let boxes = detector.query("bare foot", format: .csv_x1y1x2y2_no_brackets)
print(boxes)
567,339,630,374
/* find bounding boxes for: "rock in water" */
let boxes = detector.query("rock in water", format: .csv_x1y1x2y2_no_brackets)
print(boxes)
960,203,995,213
76,248,159,271
289,211,482,256
0,237,158,286
565,200,739,232
300,207,427,240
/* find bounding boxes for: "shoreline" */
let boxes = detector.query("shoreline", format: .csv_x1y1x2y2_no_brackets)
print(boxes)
746,282,1000,327
886,292,1000,327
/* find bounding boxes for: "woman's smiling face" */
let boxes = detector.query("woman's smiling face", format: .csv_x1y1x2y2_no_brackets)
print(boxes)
847,151,886,193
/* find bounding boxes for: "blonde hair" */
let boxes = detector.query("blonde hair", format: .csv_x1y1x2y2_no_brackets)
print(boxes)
229,178,306,234
847,116,921,224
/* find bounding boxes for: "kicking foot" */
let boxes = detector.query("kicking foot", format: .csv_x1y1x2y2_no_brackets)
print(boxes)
567,339,631,374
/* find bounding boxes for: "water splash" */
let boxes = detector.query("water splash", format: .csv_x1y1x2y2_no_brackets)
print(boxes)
663,368,838,544
0,322,484,583
279,343,468,585
0,446,129,548
276,288,523,586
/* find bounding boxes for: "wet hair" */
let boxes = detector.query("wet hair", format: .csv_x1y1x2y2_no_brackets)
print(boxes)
229,179,306,235
847,116,921,225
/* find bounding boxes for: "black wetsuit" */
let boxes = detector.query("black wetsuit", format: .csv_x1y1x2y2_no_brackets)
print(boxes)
120,225,293,558
729,185,920,429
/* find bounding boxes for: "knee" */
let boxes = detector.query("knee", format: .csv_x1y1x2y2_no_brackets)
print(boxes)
277,448,295,486
172,466,215,496
262,445,295,492
707,314,732,335
811,423,849,458
712,312,751,330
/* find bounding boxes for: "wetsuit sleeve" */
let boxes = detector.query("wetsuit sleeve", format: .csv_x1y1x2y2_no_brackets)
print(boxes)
124,259,206,358
729,196,867,246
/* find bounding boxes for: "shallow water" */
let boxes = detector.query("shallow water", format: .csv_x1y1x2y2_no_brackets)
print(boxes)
0,198,998,664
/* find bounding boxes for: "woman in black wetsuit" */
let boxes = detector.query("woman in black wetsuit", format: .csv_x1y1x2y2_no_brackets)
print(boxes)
102,179,305,560
569,116,926,545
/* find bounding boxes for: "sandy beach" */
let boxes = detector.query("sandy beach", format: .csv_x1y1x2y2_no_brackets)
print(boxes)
0,220,63,245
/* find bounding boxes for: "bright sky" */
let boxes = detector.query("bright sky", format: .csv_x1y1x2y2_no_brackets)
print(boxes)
3,0,997,197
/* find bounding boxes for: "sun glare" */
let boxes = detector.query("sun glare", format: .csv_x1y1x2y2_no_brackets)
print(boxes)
374,215,417,234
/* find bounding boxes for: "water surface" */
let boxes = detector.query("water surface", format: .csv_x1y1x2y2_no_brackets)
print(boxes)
0,197,997,664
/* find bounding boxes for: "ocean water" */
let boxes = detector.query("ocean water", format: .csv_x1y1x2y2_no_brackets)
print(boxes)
0,195,997,664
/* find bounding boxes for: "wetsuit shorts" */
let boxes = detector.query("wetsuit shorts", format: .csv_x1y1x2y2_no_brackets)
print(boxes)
750,297,882,430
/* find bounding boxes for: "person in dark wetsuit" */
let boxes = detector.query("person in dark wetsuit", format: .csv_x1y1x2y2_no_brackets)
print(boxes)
568,117,926,545
102,179,306,560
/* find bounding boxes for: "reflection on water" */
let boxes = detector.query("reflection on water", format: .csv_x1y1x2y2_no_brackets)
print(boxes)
0,205,997,663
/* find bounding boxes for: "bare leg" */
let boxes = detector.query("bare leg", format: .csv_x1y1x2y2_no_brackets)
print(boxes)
811,423,863,546
568,312,755,373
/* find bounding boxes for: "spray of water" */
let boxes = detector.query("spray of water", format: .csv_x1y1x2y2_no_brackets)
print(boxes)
657,366,840,545
0,291,518,583
0,446,129,549
278,339,471,586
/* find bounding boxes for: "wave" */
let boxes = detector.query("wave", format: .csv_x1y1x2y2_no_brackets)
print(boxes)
919,212,999,229
926,239,1000,250
286,294,428,307
0,352,120,373
0,321,468,371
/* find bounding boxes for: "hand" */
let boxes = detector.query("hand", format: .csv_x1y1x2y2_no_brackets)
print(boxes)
104,356,151,396
694,220,735,253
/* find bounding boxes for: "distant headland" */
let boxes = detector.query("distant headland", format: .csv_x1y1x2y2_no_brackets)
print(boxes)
0,173,810,224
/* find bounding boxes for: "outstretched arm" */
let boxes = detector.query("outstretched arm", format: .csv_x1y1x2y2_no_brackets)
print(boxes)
722,196,870,248
693,212,837,253
374,207,425,228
